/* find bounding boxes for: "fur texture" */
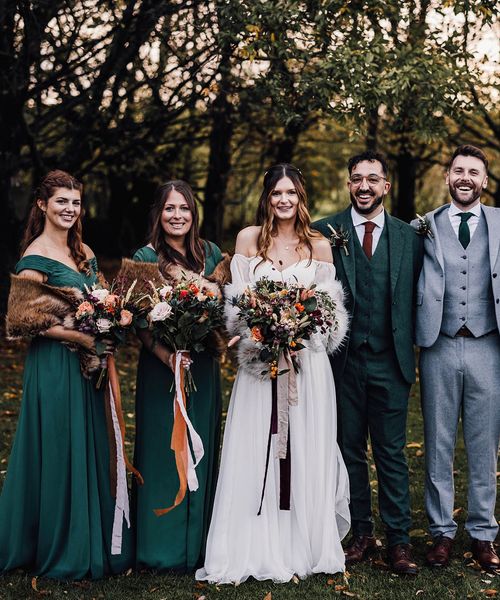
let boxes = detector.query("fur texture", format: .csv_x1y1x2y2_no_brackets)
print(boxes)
6,274,101,377
224,276,349,379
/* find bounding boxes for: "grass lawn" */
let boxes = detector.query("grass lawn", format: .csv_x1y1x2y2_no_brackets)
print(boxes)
0,335,498,600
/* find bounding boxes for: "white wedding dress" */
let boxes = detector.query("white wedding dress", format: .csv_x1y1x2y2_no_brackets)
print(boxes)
196,255,350,584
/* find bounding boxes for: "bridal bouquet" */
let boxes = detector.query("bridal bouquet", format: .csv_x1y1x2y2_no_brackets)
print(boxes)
144,274,225,393
231,277,339,378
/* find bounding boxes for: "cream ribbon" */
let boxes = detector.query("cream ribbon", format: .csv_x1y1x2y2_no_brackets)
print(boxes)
276,350,298,460
174,350,204,491
108,379,131,555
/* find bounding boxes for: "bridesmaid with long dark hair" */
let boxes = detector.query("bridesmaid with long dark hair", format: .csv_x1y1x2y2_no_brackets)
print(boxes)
132,180,224,571
0,170,131,579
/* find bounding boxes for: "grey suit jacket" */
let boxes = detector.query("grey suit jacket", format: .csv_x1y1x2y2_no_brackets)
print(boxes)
411,204,500,348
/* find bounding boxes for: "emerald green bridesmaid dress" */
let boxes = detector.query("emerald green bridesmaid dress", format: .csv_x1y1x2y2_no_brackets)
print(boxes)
0,255,132,580
133,242,222,571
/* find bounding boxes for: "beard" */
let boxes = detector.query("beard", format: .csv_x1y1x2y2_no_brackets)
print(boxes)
449,181,482,207
349,190,384,215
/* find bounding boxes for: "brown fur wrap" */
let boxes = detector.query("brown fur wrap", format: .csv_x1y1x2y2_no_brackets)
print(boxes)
6,274,102,377
117,254,232,358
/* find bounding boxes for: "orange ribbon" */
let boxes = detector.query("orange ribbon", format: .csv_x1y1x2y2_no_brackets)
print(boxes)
154,362,188,516
106,354,144,487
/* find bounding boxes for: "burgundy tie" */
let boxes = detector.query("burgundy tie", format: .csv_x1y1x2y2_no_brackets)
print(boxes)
362,221,376,259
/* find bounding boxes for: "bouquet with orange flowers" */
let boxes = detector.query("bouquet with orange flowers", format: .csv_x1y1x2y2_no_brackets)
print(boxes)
144,273,225,393
231,277,338,379
74,280,147,385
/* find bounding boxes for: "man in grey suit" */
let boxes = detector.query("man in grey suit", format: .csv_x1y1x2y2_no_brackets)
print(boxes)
413,145,500,571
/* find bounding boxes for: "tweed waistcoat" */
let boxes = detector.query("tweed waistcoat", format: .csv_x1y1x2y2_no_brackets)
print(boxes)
350,224,392,351
436,210,497,337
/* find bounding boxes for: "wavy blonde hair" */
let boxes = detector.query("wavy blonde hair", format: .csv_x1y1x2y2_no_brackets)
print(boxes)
255,163,320,265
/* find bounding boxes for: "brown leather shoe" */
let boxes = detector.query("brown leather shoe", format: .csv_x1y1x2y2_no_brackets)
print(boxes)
426,536,453,567
471,539,500,572
387,543,419,575
344,535,378,565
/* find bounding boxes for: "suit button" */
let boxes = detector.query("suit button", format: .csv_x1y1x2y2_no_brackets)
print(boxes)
392,301,397,305
461,286,466,290
462,255,467,259
460,317,466,321
497,299,499,304
460,302,466,306
393,327,397,332
461,271,466,275
493,273,498,278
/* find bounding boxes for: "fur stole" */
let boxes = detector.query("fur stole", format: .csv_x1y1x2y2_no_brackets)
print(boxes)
6,274,101,377
224,275,349,380
118,255,232,358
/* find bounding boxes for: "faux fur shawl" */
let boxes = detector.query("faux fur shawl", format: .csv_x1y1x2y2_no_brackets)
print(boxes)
117,254,232,357
6,274,101,377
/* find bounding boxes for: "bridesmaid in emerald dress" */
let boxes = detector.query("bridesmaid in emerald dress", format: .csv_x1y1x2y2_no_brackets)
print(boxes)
133,180,222,572
0,170,132,580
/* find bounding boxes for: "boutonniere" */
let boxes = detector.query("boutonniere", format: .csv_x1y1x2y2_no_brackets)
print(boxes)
327,223,350,256
415,213,434,238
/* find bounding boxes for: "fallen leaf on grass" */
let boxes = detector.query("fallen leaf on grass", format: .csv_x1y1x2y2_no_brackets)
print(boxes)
483,590,498,597
125,567,133,575
327,578,335,585
342,592,357,598
453,507,463,517
195,582,207,589
415,450,424,457
335,584,348,591
196,596,206,600
409,529,427,538
264,593,272,600
31,577,51,595
416,591,424,596
463,552,474,559
292,575,299,584
406,442,422,449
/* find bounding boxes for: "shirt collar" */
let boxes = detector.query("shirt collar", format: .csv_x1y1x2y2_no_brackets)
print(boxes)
351,206,386,228
449,201,482,218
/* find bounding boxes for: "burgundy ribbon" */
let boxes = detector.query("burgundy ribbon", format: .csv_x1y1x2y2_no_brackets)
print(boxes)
257,376,291,515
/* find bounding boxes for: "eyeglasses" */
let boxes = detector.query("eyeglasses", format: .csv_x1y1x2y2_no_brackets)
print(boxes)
349,175,386,186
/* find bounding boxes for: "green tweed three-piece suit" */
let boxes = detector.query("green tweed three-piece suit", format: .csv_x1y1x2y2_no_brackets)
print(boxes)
314,207,422,546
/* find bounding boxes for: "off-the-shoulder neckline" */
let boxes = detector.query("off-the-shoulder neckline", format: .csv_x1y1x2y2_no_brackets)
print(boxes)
18,254,96,275
232,253,333,272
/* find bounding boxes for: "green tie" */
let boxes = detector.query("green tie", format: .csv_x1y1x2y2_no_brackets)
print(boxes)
458,212,473,249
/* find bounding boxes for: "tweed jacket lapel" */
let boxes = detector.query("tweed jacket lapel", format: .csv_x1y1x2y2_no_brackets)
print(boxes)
482,205,500,270
331,207,356,299
385,211,404,295
426,205,448,272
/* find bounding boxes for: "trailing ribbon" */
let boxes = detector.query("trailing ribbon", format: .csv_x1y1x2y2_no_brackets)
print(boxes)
154,350,205,516
104,355,144,554
257,349,297,515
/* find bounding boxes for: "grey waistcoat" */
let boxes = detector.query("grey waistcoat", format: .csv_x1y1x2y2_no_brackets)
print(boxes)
436,210,497,337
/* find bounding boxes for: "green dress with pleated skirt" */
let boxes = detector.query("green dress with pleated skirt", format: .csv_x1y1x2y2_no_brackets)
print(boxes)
0,255,132,580
133,243,222,571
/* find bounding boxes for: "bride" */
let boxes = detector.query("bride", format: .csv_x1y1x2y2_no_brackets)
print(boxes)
196,164,350,584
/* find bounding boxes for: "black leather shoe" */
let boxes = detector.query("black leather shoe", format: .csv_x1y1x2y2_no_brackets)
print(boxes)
388,543,419,575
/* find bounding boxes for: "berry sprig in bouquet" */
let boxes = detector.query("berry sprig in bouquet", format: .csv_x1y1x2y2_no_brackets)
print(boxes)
231,277,339,378
145,274,225,393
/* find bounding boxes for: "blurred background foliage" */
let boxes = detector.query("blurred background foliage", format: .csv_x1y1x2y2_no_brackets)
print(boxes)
0,0,498,298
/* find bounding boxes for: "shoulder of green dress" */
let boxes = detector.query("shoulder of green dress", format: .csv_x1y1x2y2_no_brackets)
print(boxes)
133,245,158,263
204,240,222,263
14,254,52,275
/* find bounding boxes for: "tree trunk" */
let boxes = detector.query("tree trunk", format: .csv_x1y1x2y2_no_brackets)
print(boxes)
366,108,379,151
393,151,417,222
274,120,302,164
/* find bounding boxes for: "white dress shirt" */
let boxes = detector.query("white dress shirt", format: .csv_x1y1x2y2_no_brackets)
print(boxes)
448,202,482,240
351,207,386,254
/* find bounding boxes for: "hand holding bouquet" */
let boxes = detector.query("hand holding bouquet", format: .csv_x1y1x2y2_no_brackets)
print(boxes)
145,274,225,393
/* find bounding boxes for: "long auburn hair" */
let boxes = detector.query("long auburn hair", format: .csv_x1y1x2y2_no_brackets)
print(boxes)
255,163,320,264
148,180,206,275
20,170,88,273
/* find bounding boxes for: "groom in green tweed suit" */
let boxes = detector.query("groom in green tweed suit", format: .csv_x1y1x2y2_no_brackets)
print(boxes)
314,151,423,575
